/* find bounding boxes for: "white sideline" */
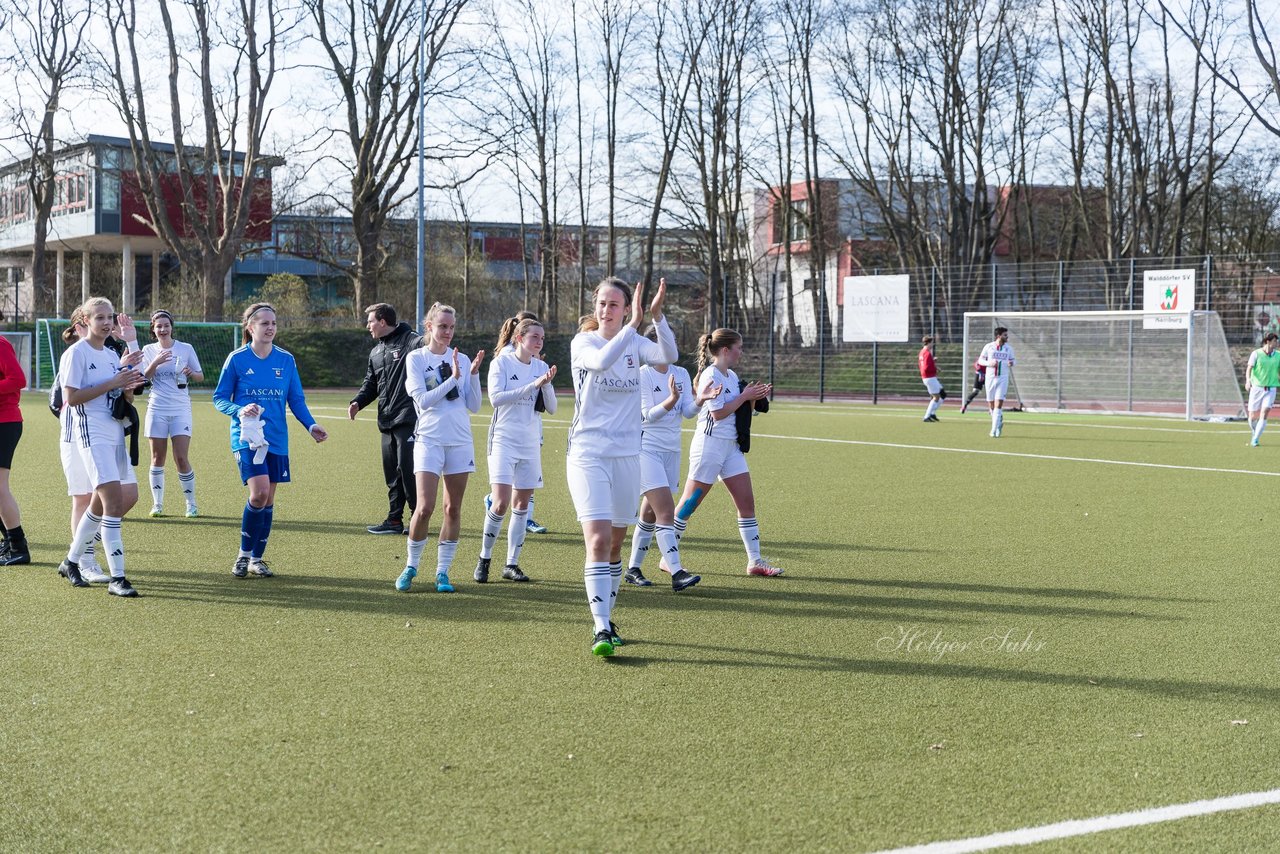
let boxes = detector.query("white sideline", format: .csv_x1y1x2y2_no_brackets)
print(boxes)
748,432,1280,478
868,787,1280,853
313,412,1274,478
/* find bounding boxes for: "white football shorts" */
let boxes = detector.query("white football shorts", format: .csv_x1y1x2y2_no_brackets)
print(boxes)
61,439,92,496
487,448,543,490
79,441,138,488
413,442,475,477
566,454,640,526
687,434,749,484
639,447,681,494
922,377,943,396
986,376,1009,402
145,408,193,439
1249,385,1277,412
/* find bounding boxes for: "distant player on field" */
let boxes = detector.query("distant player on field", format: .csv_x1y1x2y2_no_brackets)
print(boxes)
978,326,1014,438
141,310,204,518
918,335,943,422
959,357,985,414
1245,331,1280,447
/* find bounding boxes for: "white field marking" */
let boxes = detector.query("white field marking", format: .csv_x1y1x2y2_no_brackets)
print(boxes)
869,787,1280,853
311,403,1239,436
746,432,1280,478
765,404,1241,436
304,404,1233,437
318,413,1269,478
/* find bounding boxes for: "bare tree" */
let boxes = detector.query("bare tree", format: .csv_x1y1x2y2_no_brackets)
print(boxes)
668,0,763,330
0,0,91,310
306,0,471,314
590,0,641,275
635,0,714,288
828,0,1039,330
487,0,565,321
101,0,290,319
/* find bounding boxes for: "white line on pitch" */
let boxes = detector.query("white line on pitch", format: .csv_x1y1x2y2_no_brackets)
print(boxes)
311,403,1239,436
868,787,1280,853
756,404,1241,435
313,411,1264,475
748,432,1280,478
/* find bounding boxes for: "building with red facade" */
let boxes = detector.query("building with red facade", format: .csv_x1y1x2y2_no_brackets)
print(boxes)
0,135,273,318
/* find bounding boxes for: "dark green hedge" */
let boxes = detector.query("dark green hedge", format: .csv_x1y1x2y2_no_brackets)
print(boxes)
282,328,581,388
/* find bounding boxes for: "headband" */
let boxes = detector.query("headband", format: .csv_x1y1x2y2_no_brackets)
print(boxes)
151,311,173,322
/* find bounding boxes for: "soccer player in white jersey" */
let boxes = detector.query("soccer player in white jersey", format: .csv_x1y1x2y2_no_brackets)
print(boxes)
569,277,676,657
624,357,706,591
53,311,109,583
397,303,484,593
978,326,1015,437
1245,332,1280,446
141,310,204,518
475,316,556,584
673,328,782,577
57,298,146,596
483,311,550,535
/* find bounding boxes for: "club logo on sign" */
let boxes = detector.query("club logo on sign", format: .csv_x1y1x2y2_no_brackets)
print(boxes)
1160,286,1179,311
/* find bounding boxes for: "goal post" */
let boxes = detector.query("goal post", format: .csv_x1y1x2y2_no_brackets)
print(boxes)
962,310,1246,421
34,318,242,391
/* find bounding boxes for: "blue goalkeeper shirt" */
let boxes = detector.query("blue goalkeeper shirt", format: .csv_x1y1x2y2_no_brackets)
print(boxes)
213,344,317,455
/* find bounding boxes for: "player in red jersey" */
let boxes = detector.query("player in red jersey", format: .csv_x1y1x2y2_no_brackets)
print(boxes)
918,336,944,422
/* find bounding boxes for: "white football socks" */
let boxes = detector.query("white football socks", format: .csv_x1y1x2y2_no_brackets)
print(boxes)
100,515,125,578
585,562,612,632
507,508,528,565
407,537,428,570
149,467,165,508
480,509,503,559
655,524,683,572
629,520,656,568
437,539,459,575
179,469,196,508
738,516,762,562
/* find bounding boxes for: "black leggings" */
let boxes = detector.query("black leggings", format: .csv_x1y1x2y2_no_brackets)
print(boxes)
0,421,22,469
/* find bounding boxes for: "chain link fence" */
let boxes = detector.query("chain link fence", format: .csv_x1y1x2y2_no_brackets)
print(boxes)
740,253,1280,402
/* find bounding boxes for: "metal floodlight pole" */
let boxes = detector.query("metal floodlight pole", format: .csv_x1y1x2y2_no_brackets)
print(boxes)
415,1,427,335
769,271,776,398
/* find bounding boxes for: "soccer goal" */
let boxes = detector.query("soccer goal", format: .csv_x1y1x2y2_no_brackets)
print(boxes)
34,318,242,391
962,310,1246,420
1,332,32,388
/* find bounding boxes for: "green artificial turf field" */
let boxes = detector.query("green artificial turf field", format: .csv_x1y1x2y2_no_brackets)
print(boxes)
3,391,1279,852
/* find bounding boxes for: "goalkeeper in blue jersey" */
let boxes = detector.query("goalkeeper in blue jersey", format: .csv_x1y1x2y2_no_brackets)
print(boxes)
213,303,329,578
1246,332,1280,447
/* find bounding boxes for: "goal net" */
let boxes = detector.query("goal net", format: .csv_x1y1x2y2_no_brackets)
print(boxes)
1,332,32,388
34,318,242,391
962,310,1245,420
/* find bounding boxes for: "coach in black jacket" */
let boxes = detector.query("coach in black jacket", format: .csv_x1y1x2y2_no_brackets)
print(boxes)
348,303,423,534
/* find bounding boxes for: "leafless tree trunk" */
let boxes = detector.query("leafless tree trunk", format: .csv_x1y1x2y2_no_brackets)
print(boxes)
571,0,590,312
592,0,641,275
488,0,563,320
0,0,90,311
669,0,761,330
638,0,714,288
101,0,287,319
306,0,470,315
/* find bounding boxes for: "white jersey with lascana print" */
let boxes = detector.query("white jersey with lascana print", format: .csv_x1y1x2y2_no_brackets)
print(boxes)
568,318,677,459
